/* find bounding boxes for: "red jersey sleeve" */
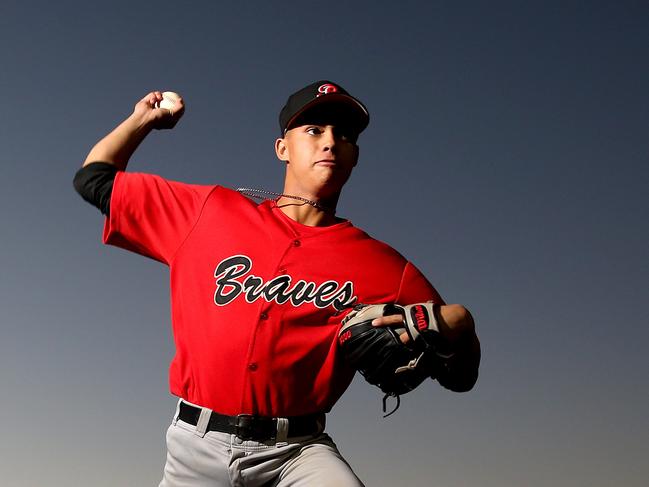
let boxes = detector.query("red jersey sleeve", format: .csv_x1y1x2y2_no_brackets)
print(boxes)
102,171,215,264
396,261,445,305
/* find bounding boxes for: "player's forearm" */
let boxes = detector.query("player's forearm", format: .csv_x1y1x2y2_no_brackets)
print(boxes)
436,305,480,391
83,112,154,170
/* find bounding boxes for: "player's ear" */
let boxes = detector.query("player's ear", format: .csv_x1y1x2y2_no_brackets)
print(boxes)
275,138,289,162
352,144,359,167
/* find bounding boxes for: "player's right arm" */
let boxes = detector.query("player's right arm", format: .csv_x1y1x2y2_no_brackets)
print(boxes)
75,91,185,215
74,92,212,264
82,91,184,170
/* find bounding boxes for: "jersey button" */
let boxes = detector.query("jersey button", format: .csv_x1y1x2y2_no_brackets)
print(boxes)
248,363,258,371
292,239,301,247
259,312,268,320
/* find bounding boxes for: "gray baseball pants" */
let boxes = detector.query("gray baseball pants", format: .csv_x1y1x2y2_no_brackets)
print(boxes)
159,400,365,487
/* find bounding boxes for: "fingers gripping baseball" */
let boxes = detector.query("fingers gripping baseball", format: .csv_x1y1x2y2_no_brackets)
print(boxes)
134,91,185,130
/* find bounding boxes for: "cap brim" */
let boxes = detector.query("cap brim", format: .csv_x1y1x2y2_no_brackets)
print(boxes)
284,93,369,134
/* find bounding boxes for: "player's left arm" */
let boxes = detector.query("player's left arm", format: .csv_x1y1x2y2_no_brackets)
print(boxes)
374,303,480,392
379,260,481,392
430,304,480,392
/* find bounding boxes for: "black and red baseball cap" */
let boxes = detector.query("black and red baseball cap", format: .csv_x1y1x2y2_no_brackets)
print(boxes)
279,80,370,136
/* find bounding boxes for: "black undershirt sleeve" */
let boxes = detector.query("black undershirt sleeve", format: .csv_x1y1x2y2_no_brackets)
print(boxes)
73,162,119,215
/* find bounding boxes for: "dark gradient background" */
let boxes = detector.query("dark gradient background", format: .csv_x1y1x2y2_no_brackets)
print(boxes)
1,1,647,486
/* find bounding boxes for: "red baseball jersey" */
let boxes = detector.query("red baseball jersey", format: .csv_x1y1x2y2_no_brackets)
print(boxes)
103,171,443,416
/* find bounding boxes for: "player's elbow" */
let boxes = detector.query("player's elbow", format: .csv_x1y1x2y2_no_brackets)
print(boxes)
437,334,481,392
439,368,479,393
440,304,475,344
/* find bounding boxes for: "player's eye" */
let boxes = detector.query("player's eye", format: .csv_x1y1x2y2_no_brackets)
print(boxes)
335,128,357,144
305,126,323,135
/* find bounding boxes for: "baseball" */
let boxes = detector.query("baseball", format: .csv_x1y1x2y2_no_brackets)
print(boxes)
156,91,181,112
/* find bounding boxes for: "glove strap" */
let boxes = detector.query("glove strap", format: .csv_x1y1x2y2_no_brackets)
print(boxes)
402,302,440,344
403,302,457,367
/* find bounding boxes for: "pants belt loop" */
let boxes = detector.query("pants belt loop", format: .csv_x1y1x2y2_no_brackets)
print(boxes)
194,406,212,438
172,398,183,426
275,417,289,446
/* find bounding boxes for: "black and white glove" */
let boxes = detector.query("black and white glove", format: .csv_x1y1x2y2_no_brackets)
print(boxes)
338,302,454,415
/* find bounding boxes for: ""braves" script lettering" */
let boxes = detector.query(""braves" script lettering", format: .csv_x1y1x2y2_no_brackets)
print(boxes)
213,255,356,311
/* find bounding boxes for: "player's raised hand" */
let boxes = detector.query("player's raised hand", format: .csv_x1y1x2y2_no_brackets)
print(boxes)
82,91,186,169
133,91,185,130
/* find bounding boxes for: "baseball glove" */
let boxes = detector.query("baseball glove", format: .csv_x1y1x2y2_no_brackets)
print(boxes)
338,302,455,416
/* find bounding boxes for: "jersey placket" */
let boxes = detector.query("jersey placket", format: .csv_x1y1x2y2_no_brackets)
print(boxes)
240,234,303,414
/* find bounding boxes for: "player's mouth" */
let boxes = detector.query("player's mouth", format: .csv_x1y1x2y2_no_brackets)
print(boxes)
315,159,336,166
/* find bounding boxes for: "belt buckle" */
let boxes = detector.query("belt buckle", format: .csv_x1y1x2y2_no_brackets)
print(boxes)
235,414,257,440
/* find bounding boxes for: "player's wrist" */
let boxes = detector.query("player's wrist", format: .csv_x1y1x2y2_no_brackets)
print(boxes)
126,110,157,133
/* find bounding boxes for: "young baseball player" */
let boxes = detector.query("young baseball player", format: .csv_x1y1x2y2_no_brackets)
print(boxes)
74,81,480,486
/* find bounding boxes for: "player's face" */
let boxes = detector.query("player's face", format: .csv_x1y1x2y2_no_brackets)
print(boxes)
276,122,359,199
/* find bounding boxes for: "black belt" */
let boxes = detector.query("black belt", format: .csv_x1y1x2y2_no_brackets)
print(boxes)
178,401,324,441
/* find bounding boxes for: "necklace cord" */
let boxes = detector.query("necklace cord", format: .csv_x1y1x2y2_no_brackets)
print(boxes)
236,187,332,213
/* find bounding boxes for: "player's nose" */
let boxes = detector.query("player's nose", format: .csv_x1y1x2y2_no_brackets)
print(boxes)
320,126,337,152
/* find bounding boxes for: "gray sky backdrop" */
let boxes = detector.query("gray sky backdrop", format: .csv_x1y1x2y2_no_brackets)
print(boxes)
1,1,647,486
